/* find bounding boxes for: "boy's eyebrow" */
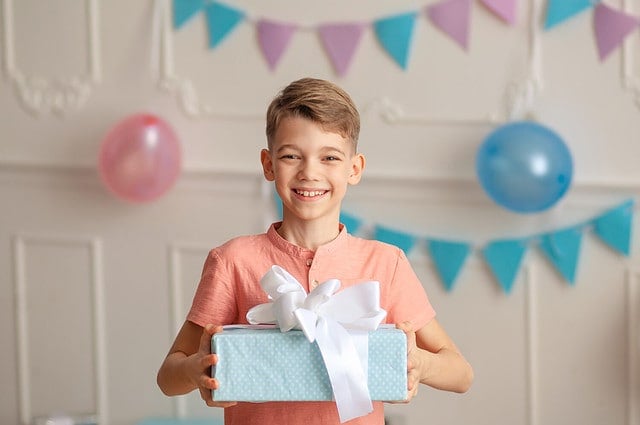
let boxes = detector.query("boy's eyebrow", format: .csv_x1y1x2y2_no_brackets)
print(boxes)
321,147,348,156
275,145,348,156
274,144,299,153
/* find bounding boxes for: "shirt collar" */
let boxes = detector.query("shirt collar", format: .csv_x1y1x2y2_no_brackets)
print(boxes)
266,222,348,258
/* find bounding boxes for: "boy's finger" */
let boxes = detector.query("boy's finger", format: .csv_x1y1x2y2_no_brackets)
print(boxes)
200,353,217,369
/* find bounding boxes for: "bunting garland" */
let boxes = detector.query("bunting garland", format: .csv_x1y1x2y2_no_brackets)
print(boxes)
272,194,634,294
172,0,640,74
538,226,583,285
173,0,205,29
593,3,640,62
479,0,517,25
427,239,471,291
257,19,297,71
544,0,593,30
426,0,472,50
318,23,367,76
203,2,244,48
482,238,528,294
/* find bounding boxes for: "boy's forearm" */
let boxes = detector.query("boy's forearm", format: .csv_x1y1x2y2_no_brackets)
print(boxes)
157,352,197,396
415,346,473,393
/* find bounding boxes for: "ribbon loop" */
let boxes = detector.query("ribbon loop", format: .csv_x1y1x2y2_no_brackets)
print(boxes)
246,265,387,423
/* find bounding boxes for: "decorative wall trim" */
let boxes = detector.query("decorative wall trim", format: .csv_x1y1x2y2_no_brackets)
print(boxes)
154,0,262,120
627,267,639,425
153,0,542,125
622,0,640,110
168,243,213,418
2,153,640,190
524,264,539,425
1,0,101,116
13,234,107,425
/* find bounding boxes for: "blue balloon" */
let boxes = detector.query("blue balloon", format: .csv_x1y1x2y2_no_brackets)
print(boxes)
476,121,573,213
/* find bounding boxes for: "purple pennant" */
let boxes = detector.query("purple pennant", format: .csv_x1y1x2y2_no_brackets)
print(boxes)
318,23,366,76
257,19,297,71
479,0,517,25
594,3,640,62
426,0,472,50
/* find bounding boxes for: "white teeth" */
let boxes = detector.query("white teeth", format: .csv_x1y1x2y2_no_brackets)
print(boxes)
296,190,324,197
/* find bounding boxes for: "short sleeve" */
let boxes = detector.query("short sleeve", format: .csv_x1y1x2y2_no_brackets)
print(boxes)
186,249,238,327
384,248,436,330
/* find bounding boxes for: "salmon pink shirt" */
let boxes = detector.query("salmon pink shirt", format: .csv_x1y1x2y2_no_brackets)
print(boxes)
187,222,436,425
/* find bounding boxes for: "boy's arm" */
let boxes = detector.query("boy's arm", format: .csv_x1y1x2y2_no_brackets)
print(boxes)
398,319,473,399
157,321,236,407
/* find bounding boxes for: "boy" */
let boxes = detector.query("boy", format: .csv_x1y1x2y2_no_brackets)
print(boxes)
157,78,473,424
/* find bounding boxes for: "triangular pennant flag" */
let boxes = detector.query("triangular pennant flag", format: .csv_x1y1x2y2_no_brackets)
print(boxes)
204,1,245,49
373,12,418,69
544,0,594,30
173,0,206,29
318,23,366,76
482,238,528,294
257,19,297,71
594,3,640,62
538,227,584,284
340,211,364,235
373,225,417,254
426,0,472,50
427,239,471,292
593,199,634,256
479,0,518,25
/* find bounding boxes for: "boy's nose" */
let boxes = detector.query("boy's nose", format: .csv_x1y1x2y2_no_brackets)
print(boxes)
297,160,319,180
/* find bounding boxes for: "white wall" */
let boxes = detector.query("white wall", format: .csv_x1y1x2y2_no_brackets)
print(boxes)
1,1,639,425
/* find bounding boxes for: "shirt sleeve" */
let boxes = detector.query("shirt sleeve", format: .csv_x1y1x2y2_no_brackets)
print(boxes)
384,248,436,330
186,249,238,327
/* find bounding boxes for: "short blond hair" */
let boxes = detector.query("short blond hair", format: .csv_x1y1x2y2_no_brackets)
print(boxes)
265,78,360,151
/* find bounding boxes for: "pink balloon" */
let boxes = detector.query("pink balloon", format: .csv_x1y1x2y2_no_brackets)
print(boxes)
98,113,181,203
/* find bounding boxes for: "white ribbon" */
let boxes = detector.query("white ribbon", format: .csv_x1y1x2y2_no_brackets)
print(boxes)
246,265,387,423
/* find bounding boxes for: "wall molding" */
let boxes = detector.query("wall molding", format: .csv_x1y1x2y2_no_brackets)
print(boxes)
622,0,640,110
1,158,640,195
524,264,539,425
153,0,261,120
13,234,107,425
627,267,639,425
167,243,214,418
1,0,101,116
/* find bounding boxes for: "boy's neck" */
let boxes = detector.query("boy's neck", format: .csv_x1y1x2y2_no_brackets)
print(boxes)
276,219,341,251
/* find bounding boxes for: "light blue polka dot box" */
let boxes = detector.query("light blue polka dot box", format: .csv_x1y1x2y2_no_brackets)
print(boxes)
211,326,407,402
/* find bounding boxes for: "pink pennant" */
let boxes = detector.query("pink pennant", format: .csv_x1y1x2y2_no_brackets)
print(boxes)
318,23,366,76
480,0,517,25
257,19,297,71
594,3,640,62
426,0,472,50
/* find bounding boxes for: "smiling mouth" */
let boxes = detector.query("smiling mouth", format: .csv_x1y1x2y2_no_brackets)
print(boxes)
294,189,328,197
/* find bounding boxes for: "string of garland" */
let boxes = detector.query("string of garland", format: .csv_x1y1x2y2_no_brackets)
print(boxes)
172,0,640,74
273,195,634,294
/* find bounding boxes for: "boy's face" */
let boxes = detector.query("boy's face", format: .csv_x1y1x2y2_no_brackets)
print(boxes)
261,116,365,227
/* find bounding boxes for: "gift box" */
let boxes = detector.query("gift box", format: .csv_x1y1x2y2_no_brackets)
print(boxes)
211,326,407,402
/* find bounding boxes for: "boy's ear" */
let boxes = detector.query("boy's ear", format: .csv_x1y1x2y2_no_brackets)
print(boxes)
348,153,365,185
261,149,275,181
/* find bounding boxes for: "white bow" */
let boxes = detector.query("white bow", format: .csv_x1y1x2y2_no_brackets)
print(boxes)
246,265,387,423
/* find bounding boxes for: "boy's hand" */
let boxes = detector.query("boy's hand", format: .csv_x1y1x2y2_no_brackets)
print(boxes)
396,321,421,403
189,324,237,408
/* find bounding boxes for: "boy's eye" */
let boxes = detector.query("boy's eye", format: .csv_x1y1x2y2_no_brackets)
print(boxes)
325,156,340,161
280,154,298,159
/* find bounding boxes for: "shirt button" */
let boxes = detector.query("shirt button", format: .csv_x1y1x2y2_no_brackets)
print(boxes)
306,259,313,267
310,279,319,289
